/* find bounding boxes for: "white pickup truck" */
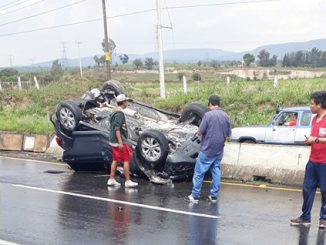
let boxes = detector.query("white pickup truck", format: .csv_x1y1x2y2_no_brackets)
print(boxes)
231,107,313,145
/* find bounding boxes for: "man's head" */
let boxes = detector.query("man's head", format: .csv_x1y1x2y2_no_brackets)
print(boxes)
310,91,326,114
208,95,220,108
116,94,130,108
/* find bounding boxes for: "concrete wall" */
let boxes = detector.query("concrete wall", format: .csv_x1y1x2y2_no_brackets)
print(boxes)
0,132,310,186
222,143,310,186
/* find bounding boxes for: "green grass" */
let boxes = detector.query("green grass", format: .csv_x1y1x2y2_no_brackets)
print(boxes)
0,69,325,134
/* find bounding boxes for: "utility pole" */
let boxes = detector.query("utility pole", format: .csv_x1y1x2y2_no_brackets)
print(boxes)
61,42,68,68
76,41,83,78
102,0,111,80
156,0,166,99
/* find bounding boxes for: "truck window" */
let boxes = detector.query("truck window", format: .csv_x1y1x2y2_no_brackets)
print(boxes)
300,111,312,126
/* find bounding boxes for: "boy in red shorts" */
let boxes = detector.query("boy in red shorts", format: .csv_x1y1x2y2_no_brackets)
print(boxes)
107,94,138,188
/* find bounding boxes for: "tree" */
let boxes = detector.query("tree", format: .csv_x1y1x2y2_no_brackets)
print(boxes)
197,61,202,66
191,72,201,81
177,72,185,82
257,49,270,67
269,55,277,67
0,68,18,77
119,54,129,64
51,60,63,81
144,57,154,70
93,56,101,67
133,59,143,69
243,53,255,67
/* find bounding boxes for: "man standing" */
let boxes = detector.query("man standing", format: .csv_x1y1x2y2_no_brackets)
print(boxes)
107,94,138,188
290,91,326,228
188,95,231,204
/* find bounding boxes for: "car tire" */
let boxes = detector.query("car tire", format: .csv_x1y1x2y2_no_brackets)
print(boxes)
56,100,82,133
136,129,169,170
102,80,125,96
179,103,208,126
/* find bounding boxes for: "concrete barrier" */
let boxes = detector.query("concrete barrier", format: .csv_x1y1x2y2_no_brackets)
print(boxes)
0,133,50,153
222,143,310,186
0,132,311,186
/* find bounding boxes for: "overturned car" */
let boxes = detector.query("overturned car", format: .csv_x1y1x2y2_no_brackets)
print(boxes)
51,80,208,181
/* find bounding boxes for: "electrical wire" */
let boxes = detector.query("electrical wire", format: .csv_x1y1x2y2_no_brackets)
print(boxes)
0,0,89,28
0,0,45,17
0,0,32,12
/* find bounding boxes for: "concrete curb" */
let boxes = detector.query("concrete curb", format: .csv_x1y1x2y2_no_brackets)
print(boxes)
0,133,50,153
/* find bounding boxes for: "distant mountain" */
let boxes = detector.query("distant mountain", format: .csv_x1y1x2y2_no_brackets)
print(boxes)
251,38,326,58
28,38,326,68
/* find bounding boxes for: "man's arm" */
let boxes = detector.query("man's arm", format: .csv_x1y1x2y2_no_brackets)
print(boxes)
305,136,326,145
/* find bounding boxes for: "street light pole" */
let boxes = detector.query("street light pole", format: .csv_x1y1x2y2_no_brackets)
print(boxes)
102,0,111,80
156,0,166,99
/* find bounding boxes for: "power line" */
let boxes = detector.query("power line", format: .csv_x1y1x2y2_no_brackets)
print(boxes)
0,0,89,28
0,0,45,18
0,0,32,12
164,0,281,10
0,0,281,37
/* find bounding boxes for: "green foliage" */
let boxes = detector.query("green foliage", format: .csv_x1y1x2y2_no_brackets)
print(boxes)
191,72,202,81
133,59,143,69
0,68,19,77
119,54,129,64
258,49,277,67
282,48,326,67
144,57,154,70
177,72,185,82
243,53,255,66
51,60,63,81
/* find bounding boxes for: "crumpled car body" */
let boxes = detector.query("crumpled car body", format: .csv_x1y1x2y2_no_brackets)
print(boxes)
51,80,208,182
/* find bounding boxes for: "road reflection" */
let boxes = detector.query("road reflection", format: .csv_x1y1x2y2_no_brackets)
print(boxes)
188,202,219,245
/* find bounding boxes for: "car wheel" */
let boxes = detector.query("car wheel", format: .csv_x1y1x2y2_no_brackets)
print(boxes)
56,100,82,133
179,103,208,126
102,80,125,96
136,129,169,170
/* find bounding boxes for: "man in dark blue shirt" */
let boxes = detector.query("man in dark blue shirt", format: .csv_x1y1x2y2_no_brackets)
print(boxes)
188,95,231,204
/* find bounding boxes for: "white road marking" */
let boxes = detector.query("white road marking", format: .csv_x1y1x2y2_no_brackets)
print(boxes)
0,156,65,166
0,239,19,245
13,184,219,219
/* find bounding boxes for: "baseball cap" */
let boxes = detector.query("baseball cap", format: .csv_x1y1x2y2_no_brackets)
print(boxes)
116,94,130,102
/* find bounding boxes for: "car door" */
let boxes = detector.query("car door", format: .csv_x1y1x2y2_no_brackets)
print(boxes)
265,111,297,144
294,110,313,143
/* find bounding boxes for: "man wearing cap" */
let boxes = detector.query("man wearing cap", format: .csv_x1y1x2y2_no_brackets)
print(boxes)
107,94,138,188
188,95,231,204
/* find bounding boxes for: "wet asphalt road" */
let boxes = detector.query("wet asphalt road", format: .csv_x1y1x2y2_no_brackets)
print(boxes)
1,156,326,245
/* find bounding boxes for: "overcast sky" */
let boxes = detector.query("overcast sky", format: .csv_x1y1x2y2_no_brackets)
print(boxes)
0,0,325,67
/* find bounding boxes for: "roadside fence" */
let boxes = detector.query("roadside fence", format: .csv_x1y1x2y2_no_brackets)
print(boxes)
0,76,53,91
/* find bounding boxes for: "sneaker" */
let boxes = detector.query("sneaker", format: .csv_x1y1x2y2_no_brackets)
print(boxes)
208,195,217,204
107,178,121,187
125,180,138,188
320,220,326,229
290,217,311,226
187,194,199,204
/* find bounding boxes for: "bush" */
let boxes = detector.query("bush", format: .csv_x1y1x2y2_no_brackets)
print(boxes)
192,72,201,81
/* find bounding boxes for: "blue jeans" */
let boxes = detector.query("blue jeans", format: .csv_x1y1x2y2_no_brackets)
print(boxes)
301,161,326,221
191,151,223,198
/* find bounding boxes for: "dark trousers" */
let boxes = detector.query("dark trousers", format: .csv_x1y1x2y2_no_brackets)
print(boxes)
301,161,326,221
